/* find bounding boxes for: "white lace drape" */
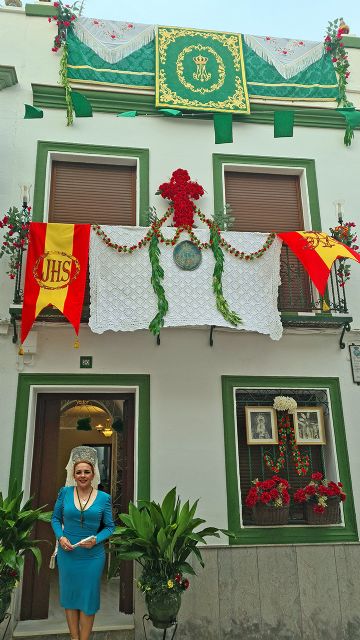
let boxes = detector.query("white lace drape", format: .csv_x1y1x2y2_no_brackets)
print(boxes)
244,34,324,79
73,17,155,64
89,227,283,340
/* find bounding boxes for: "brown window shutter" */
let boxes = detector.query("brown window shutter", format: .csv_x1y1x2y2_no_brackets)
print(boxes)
224,172,304,232
225,171,311,311
49,161,136,225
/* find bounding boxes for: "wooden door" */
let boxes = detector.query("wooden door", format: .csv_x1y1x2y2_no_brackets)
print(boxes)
20,394,62,619
20,392,136,619
118,397,135,614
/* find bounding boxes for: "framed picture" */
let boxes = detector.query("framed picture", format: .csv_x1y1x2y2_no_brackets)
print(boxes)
349,344,360,385
245,407,278,445
294,407,326,445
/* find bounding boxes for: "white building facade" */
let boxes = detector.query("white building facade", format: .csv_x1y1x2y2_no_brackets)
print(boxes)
1,5,360,639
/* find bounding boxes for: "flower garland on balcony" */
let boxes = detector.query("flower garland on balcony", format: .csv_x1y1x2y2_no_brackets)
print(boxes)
264,396,310,477
49,1,80,126
92,169,276,334
329,220,358,287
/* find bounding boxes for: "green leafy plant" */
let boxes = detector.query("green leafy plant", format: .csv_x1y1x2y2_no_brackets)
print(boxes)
213,203,235,232
148,232,169,336
0,482,52,581
109,488,222,596
210,223,242,327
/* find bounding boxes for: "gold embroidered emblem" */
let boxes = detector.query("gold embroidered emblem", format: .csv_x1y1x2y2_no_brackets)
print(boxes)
193,53,211,82
33,251,80,290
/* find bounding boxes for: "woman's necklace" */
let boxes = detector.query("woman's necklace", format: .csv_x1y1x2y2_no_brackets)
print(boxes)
76,486,93,527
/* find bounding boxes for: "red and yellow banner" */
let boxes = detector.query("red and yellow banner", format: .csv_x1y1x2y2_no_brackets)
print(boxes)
277,231,360,295
21,222,90,344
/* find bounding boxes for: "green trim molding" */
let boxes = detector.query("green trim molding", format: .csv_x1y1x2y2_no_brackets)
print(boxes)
0,65,18,90
9,373,150,501
25,3,58,17
213,153,321,230
221,375,358,545
33,140,149,225
32,83,353,130
343,36,360,49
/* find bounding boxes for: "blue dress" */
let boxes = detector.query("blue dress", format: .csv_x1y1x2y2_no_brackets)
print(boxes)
51,486,115,615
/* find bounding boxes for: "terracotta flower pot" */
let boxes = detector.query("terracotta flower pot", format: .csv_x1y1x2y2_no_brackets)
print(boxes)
305,496,341,525
145,590,181,629
252,502,290,526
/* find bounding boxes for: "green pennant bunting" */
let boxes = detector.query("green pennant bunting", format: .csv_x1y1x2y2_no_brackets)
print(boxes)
159,108,182,117
274,111,294,138
338,108,360,146
71,91,93,117
24,104,43,119
117,110,138,117
213,113,233,144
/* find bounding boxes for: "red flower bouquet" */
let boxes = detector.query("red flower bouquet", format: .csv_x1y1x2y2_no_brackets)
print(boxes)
294,472,346,524
246,476,290,509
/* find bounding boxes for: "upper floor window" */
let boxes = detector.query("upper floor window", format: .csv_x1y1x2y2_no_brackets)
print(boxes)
224,170,310,310
49,160,136,225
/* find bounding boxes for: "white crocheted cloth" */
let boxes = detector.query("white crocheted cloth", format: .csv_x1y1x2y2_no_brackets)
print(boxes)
73,17,155,64
244,34,324,79
89,227,283,340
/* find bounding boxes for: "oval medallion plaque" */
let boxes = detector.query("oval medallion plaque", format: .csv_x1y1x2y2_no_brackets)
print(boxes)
173,240,202,271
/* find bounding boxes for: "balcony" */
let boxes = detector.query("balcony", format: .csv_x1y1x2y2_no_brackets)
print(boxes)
9,243,352,346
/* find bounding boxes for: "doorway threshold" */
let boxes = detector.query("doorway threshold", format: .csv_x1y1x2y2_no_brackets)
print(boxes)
13,614,134,637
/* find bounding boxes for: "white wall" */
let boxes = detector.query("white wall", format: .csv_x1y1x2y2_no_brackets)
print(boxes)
1,8,360,535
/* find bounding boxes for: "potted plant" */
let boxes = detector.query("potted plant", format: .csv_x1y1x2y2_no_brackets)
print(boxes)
294,471,346,524
0,483,51,624
245,476,291,525
109,488,222,630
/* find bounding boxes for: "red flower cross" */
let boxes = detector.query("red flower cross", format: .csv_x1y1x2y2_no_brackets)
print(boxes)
158,168,204,228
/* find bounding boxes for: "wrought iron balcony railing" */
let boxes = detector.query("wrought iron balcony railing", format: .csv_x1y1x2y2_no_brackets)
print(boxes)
9,243,352,345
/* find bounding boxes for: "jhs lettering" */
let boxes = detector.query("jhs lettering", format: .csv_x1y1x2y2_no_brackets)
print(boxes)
41,258,71,283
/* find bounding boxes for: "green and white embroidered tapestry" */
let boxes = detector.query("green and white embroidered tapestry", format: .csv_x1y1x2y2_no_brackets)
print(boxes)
66,19,338,103
66,24,155,90
155,26,250,113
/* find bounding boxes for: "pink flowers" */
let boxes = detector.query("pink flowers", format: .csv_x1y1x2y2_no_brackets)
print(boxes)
49,0,79,51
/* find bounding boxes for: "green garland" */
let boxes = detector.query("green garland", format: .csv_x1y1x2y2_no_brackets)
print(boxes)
148,232,169,335
209,224,242,327
59,42,74,126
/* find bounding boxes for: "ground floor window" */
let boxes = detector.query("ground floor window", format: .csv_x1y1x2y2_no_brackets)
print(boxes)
222,376,357,544
236,387,333,526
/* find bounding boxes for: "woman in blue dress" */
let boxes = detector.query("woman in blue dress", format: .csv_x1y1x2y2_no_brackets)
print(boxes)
52,446,115,640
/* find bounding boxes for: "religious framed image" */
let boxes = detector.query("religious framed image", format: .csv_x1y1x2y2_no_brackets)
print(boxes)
294,407,326,445
349,344,360,385
245,407,278,445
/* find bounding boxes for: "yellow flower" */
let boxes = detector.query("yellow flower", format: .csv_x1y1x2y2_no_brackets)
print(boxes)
167,580,174,589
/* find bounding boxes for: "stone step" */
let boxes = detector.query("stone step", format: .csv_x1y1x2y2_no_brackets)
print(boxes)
13,631,134,640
